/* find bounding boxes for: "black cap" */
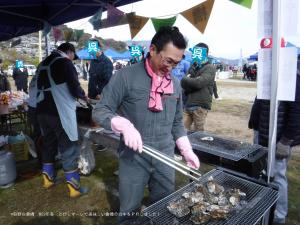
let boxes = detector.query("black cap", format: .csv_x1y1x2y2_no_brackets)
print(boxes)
57,42,79,60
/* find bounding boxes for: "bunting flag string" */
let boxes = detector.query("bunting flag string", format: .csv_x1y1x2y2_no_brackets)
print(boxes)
107,4,125,26
229,0,253,9
181,0,215,34
52,27,63,43
151,16,177,32
82,0,252,40
88,8,103,31
126,13,149,39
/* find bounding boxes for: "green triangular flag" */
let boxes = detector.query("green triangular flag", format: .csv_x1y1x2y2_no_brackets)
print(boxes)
151,16,177,32
229,0,253,9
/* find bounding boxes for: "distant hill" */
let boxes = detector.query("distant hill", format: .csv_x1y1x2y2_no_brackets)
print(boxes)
0,25,128,68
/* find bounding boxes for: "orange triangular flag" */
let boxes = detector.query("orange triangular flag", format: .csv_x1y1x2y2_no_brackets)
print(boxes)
126,13,149,39
181,0,215,33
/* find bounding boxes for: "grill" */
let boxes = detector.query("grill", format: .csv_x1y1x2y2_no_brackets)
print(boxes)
143,169,278,225
188,132,261,161
187,132,267,178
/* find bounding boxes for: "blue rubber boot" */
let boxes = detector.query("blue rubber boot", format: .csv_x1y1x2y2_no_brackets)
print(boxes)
42,163,55,189
65,169,89,198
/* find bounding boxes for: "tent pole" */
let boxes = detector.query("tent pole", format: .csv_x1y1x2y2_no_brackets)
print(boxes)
45,33,50,57
267,0,281,183
38,30,42,62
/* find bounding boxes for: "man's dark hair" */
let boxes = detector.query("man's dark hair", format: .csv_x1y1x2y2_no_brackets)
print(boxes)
151,26,187,52
195,42,209,54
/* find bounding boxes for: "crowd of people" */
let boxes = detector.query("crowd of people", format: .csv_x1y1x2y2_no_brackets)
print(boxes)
0,26,299,225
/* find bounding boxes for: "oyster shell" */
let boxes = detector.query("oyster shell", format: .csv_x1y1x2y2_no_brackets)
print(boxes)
183,191,204,205
191,202,209,215
190,212,210,224
210,208,230,220
167,199,190,218
206,177,225,195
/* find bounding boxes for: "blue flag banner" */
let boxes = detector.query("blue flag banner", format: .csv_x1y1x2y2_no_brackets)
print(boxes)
88,8,103,31
15,60,24,69
87,41,100,59
129,45,143,62
129,45,142,57
190,47,207,64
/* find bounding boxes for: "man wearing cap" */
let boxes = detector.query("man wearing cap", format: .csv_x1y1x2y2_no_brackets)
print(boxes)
181,43,216,131
36,42,88,198
88,39,113,100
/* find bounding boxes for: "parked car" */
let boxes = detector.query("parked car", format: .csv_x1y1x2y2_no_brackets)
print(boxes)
6,65,13,76
6,64,36,76
74,64,83,78
24,64,37,76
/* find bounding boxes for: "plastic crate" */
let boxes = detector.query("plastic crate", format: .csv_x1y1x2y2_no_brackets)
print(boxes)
5,141,29,162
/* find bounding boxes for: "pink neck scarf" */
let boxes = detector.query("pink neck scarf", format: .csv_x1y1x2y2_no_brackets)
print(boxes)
145,58,173,112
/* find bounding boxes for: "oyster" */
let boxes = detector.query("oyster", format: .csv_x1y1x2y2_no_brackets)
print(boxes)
217,195,229,206
206,177,225,194
226,188,247,206
229,195,240,206
191,202,209,215
190,212,210,224
182,188,205,205
167,199,190,218
210,208,230,220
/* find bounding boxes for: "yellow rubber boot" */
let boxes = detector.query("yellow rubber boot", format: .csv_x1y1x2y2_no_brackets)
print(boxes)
65,170,89,198
42,163,55,189
67,183,82,198
42,173,55,189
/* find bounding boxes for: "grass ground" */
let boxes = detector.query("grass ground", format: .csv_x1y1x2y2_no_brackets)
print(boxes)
0,79,299,225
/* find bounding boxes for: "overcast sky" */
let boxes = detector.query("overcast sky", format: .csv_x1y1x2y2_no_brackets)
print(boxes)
66,0,300,59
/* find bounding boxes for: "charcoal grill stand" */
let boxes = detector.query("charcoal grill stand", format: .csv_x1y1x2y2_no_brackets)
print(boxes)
187,131,268,178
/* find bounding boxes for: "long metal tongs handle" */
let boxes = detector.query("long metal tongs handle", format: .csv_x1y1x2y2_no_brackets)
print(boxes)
142,145,201,181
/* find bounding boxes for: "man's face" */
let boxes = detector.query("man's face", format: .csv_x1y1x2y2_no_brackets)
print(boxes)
67,51,75,61
149,42,184,76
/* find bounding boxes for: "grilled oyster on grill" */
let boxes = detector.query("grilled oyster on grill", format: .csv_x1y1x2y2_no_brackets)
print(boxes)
210,208,230,220
167,178,247,224
190,212,210,224
182,191,204,204
226,188,247,206
191,202,209,215
206,176,225,194
167,199,190,217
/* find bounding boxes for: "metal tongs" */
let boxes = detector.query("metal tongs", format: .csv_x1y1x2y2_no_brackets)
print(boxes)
142,144,201,181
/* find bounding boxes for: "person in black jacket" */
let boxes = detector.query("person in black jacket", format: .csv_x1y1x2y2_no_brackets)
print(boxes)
88,39,113,100
13,64,28,93
0,59,10,92
248,56,300,225
36,42,88,198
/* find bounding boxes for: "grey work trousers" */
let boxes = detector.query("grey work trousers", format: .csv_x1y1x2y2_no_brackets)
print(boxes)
118,151,175,224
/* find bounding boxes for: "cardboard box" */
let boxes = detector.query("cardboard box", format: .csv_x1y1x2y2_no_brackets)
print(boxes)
5,141,29,162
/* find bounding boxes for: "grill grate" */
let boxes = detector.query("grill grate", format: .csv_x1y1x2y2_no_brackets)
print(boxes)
188,132,261,161
143,169,278,225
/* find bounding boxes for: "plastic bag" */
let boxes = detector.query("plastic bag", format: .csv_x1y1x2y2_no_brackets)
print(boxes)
78,129,95,175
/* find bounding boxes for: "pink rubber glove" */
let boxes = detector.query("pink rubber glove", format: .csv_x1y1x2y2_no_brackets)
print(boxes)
176,136,200,169
111,116,143,153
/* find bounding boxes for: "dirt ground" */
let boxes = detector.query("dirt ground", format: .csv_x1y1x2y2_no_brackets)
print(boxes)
0,79,299,225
